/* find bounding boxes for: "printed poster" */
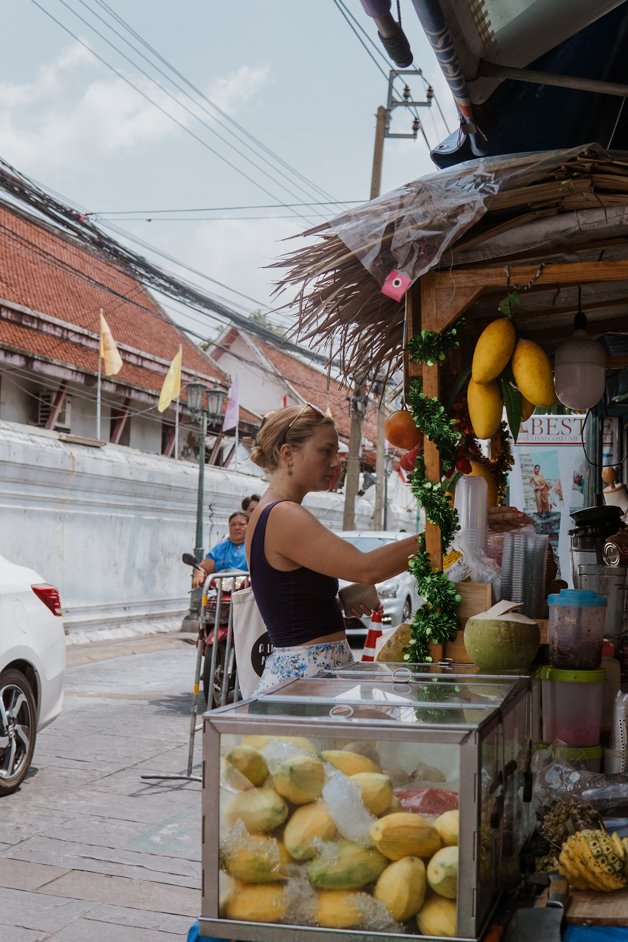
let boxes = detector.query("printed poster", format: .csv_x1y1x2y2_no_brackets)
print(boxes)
508,414,610,586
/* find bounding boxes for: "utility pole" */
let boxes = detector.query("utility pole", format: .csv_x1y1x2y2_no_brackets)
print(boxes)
342,104,388,532
372,72,433,530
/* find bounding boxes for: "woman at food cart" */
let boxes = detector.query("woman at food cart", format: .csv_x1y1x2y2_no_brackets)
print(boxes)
246,404,421,693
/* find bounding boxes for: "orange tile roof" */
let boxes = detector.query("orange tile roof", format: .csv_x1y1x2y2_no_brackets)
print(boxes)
253,336,379,445
0,203,225,390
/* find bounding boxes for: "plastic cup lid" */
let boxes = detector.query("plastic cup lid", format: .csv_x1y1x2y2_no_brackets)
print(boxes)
547,589,607,607
539,666,606,683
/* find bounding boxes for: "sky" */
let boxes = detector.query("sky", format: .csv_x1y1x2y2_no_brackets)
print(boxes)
1,1,457,345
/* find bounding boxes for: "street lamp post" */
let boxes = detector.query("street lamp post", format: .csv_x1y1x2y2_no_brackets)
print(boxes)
182,383,227,632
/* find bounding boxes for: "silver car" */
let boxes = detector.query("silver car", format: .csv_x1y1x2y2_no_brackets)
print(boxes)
337,531,422,645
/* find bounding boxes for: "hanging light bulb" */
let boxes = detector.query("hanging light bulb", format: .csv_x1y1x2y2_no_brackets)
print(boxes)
554,287,606,410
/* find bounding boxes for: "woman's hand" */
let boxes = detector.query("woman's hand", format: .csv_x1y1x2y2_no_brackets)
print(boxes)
487,505,534,532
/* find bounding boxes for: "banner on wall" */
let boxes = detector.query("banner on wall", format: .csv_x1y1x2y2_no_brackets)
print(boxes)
509,414,612,586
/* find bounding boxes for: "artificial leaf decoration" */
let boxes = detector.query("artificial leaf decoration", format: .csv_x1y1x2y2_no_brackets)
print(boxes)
497,291,520,317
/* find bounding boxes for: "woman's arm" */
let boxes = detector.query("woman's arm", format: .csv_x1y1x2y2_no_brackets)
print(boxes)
261,502,419,583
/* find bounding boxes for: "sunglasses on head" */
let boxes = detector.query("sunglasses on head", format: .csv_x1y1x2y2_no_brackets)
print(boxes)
280,402,325,444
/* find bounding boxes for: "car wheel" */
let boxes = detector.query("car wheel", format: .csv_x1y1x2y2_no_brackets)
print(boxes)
402,597,413,622
0,668,37,797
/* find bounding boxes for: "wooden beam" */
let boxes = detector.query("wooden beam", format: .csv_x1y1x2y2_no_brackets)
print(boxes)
431,259,628,292
45,380,68,430
420,277,443,569
110,397,131,445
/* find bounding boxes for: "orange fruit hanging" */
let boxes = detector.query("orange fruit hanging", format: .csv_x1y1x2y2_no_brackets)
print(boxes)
384,410,423,450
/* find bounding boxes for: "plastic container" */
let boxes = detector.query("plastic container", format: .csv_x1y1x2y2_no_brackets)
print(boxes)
548,589,607,668
454,475,487,553
540,666,605,747
601,639,622,743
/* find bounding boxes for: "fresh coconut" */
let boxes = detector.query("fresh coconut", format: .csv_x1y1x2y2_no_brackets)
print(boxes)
464,600,540,672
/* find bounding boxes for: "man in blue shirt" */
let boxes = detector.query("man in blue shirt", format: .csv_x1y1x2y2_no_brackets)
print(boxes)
192,511,248,587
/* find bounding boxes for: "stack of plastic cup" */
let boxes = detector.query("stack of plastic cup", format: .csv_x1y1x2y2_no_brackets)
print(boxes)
454,476,488,555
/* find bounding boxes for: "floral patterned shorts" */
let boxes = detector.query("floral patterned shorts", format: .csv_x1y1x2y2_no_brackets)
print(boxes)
253,639,354,695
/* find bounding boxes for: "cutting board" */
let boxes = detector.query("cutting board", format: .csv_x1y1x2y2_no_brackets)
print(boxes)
566,886,628,924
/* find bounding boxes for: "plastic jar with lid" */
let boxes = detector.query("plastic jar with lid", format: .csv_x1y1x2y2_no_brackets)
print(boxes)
548,589,607,669
540,666,605,747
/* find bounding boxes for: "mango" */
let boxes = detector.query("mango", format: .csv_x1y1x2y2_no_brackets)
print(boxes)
273,754,325,805
471,317,516,384
224,745,268,787
284,801,337,861
224,881,286,923
321,750,380,775
427,845,459,898
316,889,369,928
467,379,503,440
223,835,290,883
369,812,441,861
374,856,427,921
349,772,394,816
434,810,459,847
225,787,289,833
308,840,388,890
416,896,457,937
511,339,556,407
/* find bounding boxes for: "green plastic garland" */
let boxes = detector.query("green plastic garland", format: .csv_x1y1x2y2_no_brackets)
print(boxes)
404,329,464,662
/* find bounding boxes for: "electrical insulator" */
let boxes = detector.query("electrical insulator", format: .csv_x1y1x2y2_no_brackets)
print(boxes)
403,85,410,100
427,86,434,100
412,117,420,132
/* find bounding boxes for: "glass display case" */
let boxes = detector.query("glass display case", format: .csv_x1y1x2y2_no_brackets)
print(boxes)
200,667,535,941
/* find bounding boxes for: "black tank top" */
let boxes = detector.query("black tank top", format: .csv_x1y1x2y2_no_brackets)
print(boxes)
249,501,344,647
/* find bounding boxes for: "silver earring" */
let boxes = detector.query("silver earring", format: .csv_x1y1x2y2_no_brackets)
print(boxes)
287,460,294,477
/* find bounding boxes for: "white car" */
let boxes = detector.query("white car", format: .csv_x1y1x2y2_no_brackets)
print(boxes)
0,555,66,795
337,531,423,644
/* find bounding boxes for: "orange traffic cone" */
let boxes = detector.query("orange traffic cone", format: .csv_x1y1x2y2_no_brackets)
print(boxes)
361,606,384,662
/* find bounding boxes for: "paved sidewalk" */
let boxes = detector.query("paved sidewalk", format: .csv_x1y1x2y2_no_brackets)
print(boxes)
0,633,203,941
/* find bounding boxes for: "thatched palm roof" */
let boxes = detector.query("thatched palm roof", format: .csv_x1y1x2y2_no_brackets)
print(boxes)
273,144,628,380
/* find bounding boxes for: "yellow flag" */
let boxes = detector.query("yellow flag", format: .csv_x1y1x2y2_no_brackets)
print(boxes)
158,346,182,413
99,313,123,376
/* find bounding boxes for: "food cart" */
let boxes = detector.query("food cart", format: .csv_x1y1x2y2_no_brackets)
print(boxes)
197,145,628,938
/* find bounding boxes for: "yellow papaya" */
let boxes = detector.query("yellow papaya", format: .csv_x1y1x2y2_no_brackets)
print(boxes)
511,339,556,407
369,812,441,861
434,810,459,847
225,881,286,923
321,750,380,775
471,318,516,384
273,754,325,805
224,745,268,787
225,787,289,833
427,845,459,898
315,889,370,928
374,856,427,921
467,379,503,440
349,772,394,816
466,461,498,507
416,896,457,936
308,840,388,889
284,801,337,861
223,835,290,883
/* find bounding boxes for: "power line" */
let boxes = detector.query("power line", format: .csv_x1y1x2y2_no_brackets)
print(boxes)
30,0,317,225
89,201,364,214
90,0,344,209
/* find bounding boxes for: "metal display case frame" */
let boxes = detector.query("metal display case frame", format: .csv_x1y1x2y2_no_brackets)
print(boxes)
200,670,533,942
